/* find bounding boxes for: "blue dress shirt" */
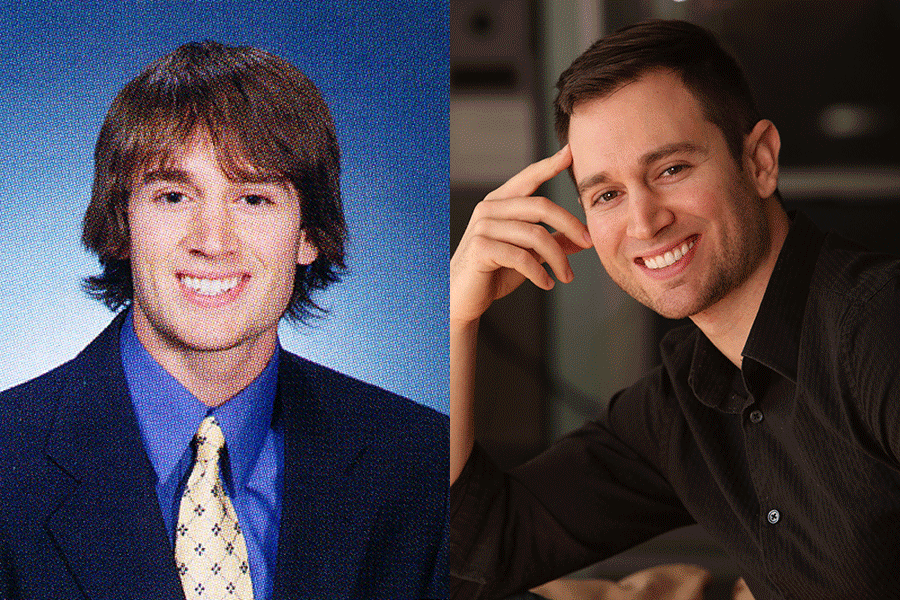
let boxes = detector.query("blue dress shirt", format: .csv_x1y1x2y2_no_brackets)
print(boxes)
119,310,284,600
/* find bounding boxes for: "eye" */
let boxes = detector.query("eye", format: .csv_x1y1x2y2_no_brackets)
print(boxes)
158,191,187,204
661,164,687,177
592,190,621,206
240,194,273,206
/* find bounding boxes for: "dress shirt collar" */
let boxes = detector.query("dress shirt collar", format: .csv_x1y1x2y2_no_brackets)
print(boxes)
687,212,825,411
119,309,279,493
742,212,825,382
686,331,743,413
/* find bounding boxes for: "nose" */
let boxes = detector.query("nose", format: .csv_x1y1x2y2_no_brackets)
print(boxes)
187,199,237,258
625,186,674,240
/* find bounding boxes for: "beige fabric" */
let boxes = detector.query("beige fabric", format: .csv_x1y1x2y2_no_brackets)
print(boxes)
531,564,755,600
174,416,254,600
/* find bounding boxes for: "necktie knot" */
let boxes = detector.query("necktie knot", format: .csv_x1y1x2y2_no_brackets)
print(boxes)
195,416,226,463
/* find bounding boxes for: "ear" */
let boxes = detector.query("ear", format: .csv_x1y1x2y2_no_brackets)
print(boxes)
296,230,319,266
743,119,780,199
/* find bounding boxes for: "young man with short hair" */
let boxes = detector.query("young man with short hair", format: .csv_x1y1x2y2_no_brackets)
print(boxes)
451,20,900,599
1,41,447,600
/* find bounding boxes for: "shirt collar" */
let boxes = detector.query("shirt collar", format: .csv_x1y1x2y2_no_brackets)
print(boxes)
686,331,746,413
741,212,826,383
686,212,825,411
120,309,279,493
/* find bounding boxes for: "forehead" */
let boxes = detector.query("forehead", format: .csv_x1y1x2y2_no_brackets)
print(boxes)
132,132,286,187
568,70,723,180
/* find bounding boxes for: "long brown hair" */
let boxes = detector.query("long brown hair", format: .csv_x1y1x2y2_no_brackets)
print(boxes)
82,40,346,322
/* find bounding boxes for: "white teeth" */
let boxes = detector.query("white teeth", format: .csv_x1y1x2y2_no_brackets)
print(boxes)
180,275,241,296
643,239,695,270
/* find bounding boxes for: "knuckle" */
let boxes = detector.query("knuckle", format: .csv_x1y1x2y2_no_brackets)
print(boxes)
526,222,549,241
470,217,490,236
470,200,489,219
468,234,491,254
532,196,553,212
471,197,502,219
506,245,531,266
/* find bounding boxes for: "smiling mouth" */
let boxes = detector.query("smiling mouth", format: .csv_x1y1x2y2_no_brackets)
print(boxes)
179,275,242,296
640,236,697,270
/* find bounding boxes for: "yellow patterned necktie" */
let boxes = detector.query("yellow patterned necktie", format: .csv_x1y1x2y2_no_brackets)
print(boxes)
174,416,254,600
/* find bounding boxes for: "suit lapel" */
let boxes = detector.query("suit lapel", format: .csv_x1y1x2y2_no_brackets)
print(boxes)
271,353,379,600
43,316,184,600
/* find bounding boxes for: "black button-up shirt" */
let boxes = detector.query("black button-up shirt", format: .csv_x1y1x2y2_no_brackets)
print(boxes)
451,213,900,599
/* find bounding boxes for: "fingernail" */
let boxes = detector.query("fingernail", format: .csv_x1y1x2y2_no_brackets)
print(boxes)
583,231,593,246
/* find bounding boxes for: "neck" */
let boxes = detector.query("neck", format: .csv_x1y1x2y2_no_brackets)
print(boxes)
132,318,278,408
690,206,791,368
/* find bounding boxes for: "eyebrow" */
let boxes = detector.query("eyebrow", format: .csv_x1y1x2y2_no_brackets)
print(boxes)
140,168,199,191
575,142,707,198
139,168,292,191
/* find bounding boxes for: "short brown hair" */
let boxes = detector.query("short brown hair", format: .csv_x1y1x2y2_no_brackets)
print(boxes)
554,20,761,164
82,40,346,322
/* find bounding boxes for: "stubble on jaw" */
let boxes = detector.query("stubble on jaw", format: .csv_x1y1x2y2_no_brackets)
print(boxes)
610,185,773,321
685,201,771,320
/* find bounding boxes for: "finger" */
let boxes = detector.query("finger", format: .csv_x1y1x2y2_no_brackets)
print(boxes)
552,231,592,257
472,219,574,283
487,144,572,201
471,236,555,290
472,195,593,249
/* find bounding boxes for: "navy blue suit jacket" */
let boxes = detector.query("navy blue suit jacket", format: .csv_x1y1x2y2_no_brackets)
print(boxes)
0,314,448,599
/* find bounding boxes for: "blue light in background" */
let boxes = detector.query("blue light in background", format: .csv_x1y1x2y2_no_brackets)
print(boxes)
0,0,448,414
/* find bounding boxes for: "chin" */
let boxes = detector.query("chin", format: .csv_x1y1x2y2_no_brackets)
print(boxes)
644,300,699,321
646,281,733,321
630,284,715,321
169,329,246,352
159,316,265,352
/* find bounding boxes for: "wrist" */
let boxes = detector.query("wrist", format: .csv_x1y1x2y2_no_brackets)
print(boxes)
450,315,480,336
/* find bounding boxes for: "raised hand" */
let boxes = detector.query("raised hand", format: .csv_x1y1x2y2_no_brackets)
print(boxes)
450,145,593,326
450,145,594,483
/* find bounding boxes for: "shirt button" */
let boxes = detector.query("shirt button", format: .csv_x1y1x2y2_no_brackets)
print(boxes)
749,410,764,424
767,509,780,524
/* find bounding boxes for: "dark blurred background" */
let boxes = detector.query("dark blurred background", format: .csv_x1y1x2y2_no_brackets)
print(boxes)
451,0,900,594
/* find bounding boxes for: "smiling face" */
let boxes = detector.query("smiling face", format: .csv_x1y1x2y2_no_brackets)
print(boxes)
569,69,782,320
127,134,318,358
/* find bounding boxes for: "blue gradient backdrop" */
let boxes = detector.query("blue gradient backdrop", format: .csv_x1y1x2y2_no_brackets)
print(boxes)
0,1,448,414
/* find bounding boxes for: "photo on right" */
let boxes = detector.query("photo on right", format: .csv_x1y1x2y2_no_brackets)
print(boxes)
450,1,900,598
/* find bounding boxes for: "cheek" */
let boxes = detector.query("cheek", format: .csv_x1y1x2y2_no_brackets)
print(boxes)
127,228,155,266
255,235,304,277
252,216,301,252
586,216,621,265
685,172,737,218
128,209,178,257
129,230,176,270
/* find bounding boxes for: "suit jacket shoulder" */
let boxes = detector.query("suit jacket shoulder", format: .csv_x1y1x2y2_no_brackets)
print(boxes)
273,349,449,599
279,348,448,452
0,316,185,600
